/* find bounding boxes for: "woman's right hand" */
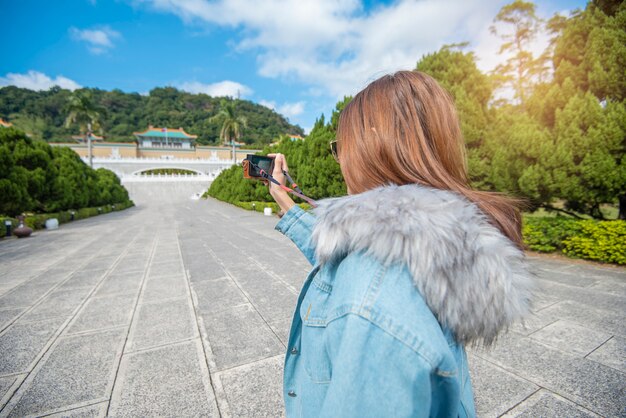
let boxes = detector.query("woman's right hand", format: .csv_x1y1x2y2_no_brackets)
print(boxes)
267,153,296,213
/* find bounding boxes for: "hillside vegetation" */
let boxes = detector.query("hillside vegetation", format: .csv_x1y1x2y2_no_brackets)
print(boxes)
0,86,304,146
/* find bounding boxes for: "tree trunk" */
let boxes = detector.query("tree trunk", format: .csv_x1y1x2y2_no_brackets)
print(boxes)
87,122,93,168
590,203,605,220
619,193,626,220
88,135,93,168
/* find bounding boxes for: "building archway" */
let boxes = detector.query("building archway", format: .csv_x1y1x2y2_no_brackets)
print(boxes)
131,167,205,176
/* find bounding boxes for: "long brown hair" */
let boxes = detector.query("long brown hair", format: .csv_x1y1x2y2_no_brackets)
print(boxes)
336,70,524,248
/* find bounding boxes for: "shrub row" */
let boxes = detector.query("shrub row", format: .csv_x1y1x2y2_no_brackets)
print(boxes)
232,201,311,213
0,200,134,238
522,217,626,265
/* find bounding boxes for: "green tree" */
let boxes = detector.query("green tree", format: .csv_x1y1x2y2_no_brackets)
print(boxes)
550,93,626,219
482,108,555,210
64,90,105,168
490,0,544,106
552,2,626,101
0,127,130,216
210,100,248,163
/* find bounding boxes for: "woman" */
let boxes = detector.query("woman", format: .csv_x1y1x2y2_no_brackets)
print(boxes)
269,70,533,417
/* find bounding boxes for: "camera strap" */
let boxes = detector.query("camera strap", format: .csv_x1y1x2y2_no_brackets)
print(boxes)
249,161,318,208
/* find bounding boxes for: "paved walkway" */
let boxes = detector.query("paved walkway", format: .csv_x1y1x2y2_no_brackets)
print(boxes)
0,182,624,417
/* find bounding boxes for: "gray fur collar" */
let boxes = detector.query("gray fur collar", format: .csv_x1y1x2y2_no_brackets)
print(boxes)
311,184,534,346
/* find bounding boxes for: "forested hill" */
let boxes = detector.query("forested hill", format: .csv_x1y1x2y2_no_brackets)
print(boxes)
0,86,304,146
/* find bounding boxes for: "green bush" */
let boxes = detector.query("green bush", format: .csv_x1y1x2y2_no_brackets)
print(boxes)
523,216,626,265
562,220,626,265
522,217,581,252
0,217,17,237
0,128,132,216
232,201,311,214
205,98,350,205
0,200,135,237
24,214,51,229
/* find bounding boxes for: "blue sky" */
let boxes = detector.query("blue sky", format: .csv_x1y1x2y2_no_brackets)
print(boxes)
1,0,587,133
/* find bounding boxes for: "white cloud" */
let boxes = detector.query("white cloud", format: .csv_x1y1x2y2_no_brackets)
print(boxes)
0,70,82,91
258,100,304,117
70,26,121,54
259,100,276,110
137,0,509,98
178,80,253,97
278,101,305,117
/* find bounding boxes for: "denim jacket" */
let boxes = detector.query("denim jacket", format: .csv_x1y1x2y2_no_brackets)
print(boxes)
276,184,534,418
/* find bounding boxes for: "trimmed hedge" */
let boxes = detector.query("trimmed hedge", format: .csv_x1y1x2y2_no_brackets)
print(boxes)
523,216,626,265
1,200,134,238
233,201,311,213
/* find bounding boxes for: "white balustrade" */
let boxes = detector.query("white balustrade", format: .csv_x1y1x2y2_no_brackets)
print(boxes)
83,156,241,164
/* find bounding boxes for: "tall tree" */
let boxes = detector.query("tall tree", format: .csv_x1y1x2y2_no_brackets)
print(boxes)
209,100,248,163
64,90,105,168
551,93,626,219
490,0,543,106
552,2,626,101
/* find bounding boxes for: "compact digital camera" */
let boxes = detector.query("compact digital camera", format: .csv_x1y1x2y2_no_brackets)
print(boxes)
242,154,275,179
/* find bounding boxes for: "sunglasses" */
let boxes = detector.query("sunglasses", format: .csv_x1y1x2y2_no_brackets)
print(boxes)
329,140,339,163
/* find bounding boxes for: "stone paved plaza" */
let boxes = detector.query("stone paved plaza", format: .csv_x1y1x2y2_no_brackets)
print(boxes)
0,182,625,417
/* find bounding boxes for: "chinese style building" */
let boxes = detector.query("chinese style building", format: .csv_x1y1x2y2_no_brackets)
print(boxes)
134,126,196,149
52,125,257,162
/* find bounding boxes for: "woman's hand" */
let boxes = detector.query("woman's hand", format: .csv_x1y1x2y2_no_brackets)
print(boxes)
268,153,296,213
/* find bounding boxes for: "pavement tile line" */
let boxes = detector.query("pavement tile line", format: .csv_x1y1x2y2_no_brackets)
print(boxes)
0,232,146,416
0,230,137,335
105,233,159,417
216,236,299,296
472,332,626,417
203,245,287,351
498,387,542,417
500,390,603,418
213,353,285,376
38,401,108,418
195,314,232,418
122,336,199,356
197,215,299,269
0,375,26,412
62,324,129,338
0,234,114,331
0,216,134,289
470,352,603,418
176,224,227,418
19,398,109,418
582,336,626,374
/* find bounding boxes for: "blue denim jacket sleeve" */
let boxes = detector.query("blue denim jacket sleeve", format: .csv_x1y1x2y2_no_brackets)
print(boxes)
275,205,317,265
319,314,433,418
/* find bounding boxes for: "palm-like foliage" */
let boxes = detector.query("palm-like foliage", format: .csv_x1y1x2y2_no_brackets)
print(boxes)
64,91,105,134
209,100,247,162
64,91,105,167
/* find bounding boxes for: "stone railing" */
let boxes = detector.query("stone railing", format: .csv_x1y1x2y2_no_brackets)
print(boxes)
84,156,239,164
120,173,216,182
